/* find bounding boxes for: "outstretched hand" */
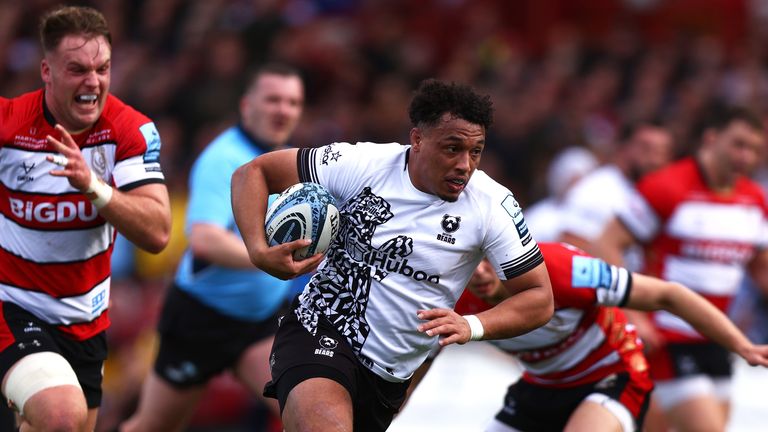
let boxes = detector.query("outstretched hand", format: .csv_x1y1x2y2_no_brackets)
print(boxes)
46,124,92,191
740,344,768,367
252,238,324,280
417,308,472,347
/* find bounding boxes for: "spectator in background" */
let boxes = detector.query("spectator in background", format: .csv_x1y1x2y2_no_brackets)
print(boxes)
597,106,768,432
121,63,304,432
559,120,674,270
0,5,171,431
524,146,598,242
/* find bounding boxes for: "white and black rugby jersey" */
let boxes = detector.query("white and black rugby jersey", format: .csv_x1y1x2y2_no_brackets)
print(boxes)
295,142,543,382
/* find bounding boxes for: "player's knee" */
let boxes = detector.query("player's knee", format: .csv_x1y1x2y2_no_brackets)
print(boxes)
2,351,86,430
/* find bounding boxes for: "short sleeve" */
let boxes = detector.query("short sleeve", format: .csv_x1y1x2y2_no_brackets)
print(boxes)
112,120,165,190
185,146,239,230
541,243,632,308
483,192,544,281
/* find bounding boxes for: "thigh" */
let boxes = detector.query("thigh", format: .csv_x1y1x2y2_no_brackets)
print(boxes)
233,336,276,395
283,377,353,432
654,376,728,432
0,302,106,409
264,310,359,407
266,306,408,432
664,393,726,432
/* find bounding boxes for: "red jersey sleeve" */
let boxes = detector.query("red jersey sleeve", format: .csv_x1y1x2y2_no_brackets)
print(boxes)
540,242,633,309
101,95,164,189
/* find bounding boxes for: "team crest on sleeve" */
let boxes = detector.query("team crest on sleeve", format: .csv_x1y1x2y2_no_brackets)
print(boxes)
139,122,162,164
320,144,342,165
501,195,531,245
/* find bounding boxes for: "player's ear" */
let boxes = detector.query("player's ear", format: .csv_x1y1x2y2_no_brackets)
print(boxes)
410,127,422,152
41,59,52,84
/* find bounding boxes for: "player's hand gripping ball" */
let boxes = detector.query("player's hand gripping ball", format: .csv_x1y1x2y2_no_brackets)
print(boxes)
265,182,340,260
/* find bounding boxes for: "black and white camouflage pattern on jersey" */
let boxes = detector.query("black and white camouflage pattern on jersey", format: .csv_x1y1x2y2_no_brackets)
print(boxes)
296,186,413,354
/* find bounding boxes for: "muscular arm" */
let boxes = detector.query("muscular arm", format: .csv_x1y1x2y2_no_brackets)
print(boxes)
627,273,768,366
418,261,554,345
479,261,554,339
231,148,322,279
45,124,170,253
594,217,666,351
98,183,170,253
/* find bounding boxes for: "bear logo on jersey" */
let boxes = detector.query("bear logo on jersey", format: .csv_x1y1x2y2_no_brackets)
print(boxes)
441,214,461,233
319,335,338,349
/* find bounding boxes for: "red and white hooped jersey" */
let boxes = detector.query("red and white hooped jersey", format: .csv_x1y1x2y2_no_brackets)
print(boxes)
456,242,649,388
0,89,164,341
618,157,768,343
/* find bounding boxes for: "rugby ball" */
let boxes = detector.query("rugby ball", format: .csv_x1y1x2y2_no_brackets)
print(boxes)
265,182,340,260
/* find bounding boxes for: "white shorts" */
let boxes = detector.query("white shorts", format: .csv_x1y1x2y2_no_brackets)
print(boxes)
653,374,731,410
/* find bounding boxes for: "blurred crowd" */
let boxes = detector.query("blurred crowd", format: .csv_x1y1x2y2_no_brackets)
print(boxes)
4,0,768,430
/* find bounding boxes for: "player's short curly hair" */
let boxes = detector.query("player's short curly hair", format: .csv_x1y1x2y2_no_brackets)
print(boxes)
408,79,494,130
39,6,111,53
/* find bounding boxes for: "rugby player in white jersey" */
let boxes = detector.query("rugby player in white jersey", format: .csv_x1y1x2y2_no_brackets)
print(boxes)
231,79,554,431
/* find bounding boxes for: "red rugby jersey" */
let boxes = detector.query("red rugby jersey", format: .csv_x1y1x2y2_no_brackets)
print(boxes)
0,89,164,341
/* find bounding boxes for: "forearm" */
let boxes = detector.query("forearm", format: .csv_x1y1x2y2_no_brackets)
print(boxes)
100,185,170,253
476,284,553,340
188,225,255,269
661,283,753,355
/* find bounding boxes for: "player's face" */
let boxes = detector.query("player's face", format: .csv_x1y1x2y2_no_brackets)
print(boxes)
241,73,304,148
409,114,485,202
714,120,766,179
466,259,503,300
628,125,673,181
41,34,111,134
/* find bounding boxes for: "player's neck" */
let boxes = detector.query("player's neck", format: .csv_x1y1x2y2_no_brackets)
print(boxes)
696,151,736,194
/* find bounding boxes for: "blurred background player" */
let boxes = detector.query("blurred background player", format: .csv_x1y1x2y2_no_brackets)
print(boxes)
120,64,304,432
558,120,674,270
0,5,170,431
437,243,768,432
523,146,598,242
598,105,768,432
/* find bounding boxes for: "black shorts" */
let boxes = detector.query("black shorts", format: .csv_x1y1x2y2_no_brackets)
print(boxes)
154,285,284,388
264,301,410,432
495,372,652,432
0,302,107,408
649,341,732,381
